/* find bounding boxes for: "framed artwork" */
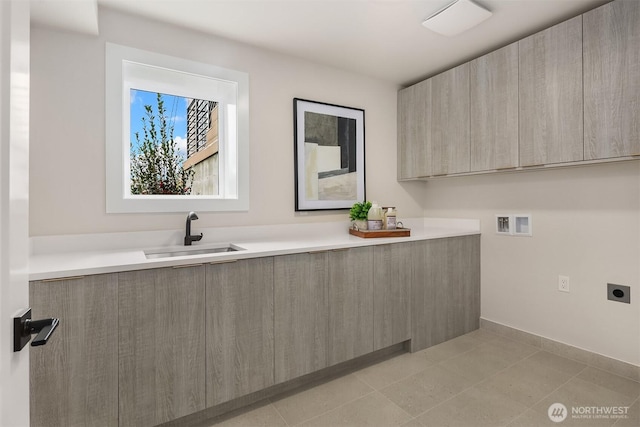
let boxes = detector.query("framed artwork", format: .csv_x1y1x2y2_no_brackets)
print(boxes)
293,98,365,211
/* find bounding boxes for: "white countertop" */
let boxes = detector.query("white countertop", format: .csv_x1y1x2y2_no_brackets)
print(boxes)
29,218,480,281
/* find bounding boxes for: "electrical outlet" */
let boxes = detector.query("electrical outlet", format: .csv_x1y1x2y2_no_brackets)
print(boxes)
607,283,630,304
558,275,570,293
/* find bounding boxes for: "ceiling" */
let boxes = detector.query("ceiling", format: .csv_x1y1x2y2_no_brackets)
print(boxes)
30,0,609,86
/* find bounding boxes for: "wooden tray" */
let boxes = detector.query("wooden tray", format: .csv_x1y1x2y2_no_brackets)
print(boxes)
349,227,410,238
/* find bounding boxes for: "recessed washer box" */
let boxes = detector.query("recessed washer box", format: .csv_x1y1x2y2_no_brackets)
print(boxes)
496,215,510,235
496,214,532,236
514,214,532,236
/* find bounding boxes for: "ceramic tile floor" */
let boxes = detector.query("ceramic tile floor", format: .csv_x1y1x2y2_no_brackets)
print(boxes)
203,329,639,427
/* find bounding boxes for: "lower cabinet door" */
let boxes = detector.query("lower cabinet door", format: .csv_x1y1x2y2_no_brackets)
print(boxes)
118,266,206,427
274,252,329,383
447,235,481,339
328,247,374,366
30,274,118,427
411,239,447,351
373,243,412,350
411,235,481,352
205,258,275,406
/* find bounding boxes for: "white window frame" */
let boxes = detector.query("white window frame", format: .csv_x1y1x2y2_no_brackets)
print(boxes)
105,43,249,213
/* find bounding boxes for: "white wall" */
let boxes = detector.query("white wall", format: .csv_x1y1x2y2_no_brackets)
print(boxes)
29,7,423,236
422,161,640,366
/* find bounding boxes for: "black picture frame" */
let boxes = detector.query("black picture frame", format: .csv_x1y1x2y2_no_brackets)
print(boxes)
293,98,366,211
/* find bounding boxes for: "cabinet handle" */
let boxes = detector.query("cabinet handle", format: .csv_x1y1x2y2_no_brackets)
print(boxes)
209,259,238,265
307,250,328,254
172,263,204,269
331,248,350,252
41,275,85,283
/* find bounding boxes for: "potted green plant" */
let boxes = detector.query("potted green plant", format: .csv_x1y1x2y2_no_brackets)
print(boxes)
349,201,372,230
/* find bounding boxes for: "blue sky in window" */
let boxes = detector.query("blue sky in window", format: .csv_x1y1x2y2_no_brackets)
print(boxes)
130,89,188,158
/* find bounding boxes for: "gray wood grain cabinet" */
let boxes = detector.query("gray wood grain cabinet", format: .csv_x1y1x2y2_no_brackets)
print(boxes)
519,16,584,166
446,235,481,340
398,0,639,178
584,0,640,159
373,243,412,350
328,247,374,366
30,274,118,427
411,235,480,352
205,258,275,406
118,265,206,427
274,252,329,383
411,239,446,350
29,235,481,424
431,63,470,175
470,42,519,172
398,79,431,179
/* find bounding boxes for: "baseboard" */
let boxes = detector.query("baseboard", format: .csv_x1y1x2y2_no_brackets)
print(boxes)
480,318,639,382
159,342,407,427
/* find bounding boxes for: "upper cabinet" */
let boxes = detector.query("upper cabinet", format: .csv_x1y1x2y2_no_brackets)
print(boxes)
519,16,584,166
470,42,519,172
398,80,431,179
584,0,640,159
397,62,471,178
431,64,470,175
398,0,638,179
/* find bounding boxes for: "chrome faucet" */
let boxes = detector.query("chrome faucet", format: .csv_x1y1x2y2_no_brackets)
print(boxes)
184,211,203,246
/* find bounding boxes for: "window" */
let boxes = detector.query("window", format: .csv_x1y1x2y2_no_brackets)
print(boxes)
105,43,249,213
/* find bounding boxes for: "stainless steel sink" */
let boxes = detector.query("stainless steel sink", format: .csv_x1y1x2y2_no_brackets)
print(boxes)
144,244,245,259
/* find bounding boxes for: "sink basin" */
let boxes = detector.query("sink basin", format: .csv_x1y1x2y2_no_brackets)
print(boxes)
144,244,245,259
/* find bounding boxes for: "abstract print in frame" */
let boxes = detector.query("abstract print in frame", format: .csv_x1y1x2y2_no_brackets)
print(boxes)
293,98,365,211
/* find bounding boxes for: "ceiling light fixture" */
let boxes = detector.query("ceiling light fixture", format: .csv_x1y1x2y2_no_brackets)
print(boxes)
422,0,492,37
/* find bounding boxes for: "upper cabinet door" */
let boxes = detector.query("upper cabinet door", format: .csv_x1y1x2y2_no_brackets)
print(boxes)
470,42,519,172
584,0,640,159
431,64,470,175
519,16,584,166
397,79,431,179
